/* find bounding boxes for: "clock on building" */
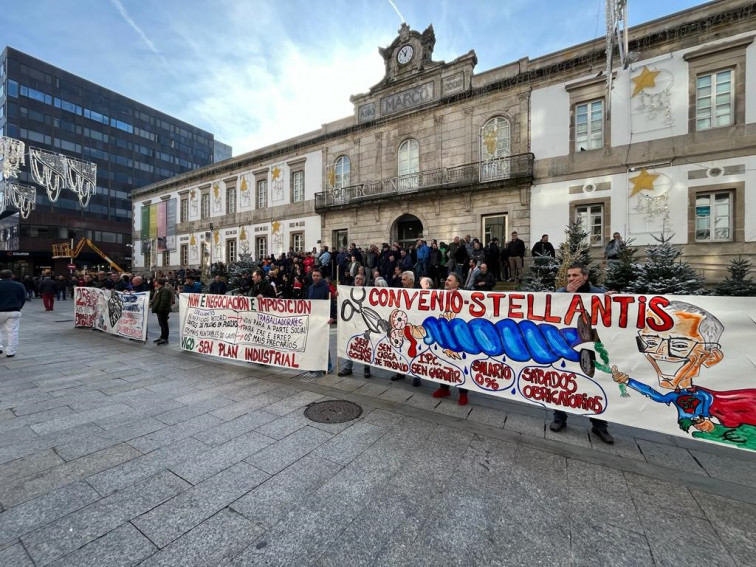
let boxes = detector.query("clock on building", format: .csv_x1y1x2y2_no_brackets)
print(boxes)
397,44,414,65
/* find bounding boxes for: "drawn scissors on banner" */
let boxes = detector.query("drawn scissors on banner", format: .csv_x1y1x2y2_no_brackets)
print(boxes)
341,287,390,339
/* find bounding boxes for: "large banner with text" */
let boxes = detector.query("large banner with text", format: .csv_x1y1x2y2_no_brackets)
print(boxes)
337,285,756,452
179,294,330,371
74,287,149,342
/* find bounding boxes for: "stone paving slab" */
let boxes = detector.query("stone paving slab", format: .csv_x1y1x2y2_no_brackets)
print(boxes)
87,437,210,496
169,430,274,485
46,522,157,567
0,480,100,546
21,470,189,566
244,426,334,474
0,443,142,507
138,508,262,567
132,462,269,549
0,543,34,567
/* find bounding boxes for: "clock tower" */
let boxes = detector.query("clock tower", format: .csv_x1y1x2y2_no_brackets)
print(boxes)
378,23,439,82
350,23,477,123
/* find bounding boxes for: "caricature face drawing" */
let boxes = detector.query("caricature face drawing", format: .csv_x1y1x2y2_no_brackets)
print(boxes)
638,305,724,390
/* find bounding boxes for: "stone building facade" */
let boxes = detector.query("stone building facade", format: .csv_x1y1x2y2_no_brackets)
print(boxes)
529,0,756,281
131,1,756,282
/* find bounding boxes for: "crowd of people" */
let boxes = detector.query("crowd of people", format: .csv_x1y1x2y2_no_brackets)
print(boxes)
2,230,625,442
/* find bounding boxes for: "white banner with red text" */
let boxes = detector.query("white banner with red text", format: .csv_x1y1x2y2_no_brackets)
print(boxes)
178,293,330,371
337,285,756,452
73,287,149,342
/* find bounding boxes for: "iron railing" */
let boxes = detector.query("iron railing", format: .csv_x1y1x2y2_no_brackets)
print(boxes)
315,152,534,210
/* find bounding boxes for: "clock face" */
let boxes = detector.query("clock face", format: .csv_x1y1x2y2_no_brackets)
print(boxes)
397,44,414,65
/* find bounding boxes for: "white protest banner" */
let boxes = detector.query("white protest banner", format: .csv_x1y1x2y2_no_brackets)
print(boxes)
73,287,149,341
337,285,756,452
178,293,330,371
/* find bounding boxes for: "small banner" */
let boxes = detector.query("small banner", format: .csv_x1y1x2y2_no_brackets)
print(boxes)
165,198,177,251
178,293,330,371
337,285,756,452
74,287,149,341
156,201,167,252
140,206,150,241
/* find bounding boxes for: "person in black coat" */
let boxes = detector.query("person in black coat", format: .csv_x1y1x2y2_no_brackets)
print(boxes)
531,234,556,258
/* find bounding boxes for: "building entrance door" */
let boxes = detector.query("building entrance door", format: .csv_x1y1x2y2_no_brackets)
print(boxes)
482,214,507,245
332,229,348,251
394,214,423,249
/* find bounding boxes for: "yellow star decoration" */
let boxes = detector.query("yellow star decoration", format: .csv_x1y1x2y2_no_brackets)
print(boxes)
272,166,281,181
214,229,219,244
189,189,196,200
190,234,196,245
240,226,247,240
629,169,659,197
631,66,661,97
240,177,248,192
213,183,219,199
271,220,281,234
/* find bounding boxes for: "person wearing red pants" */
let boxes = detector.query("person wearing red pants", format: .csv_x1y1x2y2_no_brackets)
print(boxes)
37,275,58,311
431,272,469,406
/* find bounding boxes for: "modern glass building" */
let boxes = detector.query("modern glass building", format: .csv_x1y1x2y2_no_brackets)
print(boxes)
0,46,221,275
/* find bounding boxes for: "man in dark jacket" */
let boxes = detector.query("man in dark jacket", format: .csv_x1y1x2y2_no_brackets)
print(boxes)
506,231,526,283
0,269,26,357
131,276,150,292
209,275,228,295
250,270,275,298
473,263,496,291
306,268,336,376
150,278,172,344
531,234,556,258
484,238,501,281
38,275,58,311
549,263,614,444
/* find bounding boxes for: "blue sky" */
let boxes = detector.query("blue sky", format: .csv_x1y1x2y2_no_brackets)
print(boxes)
4,0,706,155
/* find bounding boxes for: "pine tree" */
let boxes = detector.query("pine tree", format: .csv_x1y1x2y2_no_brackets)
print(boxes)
226,253,257,293
715,257,756,296
553,220,600,290
626,232,705,295
604,238,642,292
521,254,559,291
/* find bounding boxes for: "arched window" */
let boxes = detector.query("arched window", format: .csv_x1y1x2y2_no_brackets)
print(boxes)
333,155,350,190
397,139,419,191
480,117,511,181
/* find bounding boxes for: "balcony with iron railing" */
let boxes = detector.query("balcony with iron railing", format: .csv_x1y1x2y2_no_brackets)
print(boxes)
315,152,534,211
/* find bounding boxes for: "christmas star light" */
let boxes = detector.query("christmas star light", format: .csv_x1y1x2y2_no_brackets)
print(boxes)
631,66,661,97
629,169,659,197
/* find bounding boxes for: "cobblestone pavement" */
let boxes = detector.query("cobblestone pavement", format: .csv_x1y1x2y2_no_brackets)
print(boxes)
1,298,755,566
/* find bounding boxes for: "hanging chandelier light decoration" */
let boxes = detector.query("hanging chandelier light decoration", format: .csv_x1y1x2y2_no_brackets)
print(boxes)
0,180,36,219
65,156,97,207
0,136,97,216
0,136,26,180
29,147,69,202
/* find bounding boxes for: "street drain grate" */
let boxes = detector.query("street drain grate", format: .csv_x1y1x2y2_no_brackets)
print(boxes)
304,400,362,424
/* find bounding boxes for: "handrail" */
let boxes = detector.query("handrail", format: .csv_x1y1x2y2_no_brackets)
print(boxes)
316,153,534,209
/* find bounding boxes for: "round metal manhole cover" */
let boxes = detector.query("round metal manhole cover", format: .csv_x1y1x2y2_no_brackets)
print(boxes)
304,400,363,424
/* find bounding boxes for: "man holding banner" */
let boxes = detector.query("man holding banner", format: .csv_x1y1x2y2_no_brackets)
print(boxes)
307,268,335,376
550,263,614,444
151,278,173,345
338,273,370,378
